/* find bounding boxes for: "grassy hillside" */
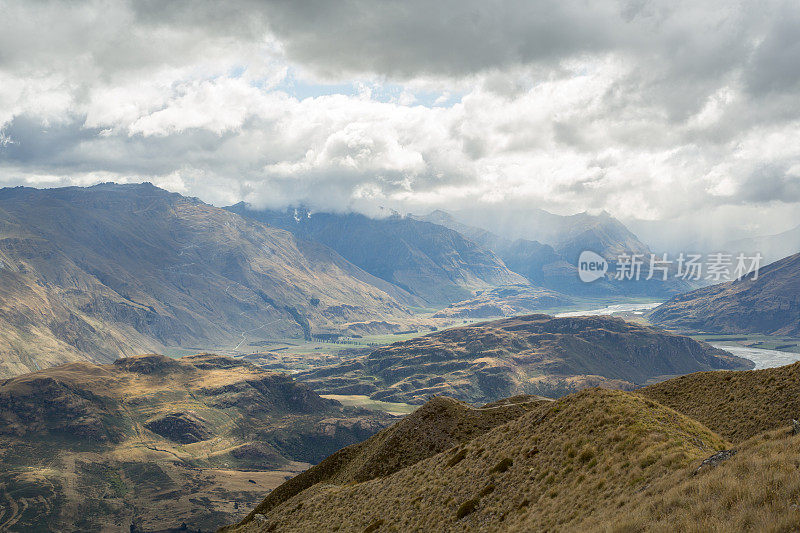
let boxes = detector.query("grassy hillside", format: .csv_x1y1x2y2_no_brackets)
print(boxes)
0,354,396,531
228,363,800,532
639,361,800,442
297,314,752,404
235,395,549,525
227,389,728,532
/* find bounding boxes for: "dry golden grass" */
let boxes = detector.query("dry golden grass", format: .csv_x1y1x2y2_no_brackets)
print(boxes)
639,362,800,443
231,389,731,532
232,395,548,527
594,427,800,532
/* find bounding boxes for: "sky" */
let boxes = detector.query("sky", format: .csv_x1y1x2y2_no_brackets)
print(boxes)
1,0,799,246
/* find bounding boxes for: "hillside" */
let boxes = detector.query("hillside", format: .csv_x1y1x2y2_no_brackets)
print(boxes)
228,364,800,532
649,252,800,335
225,205,528,305
225,389,728,532
0,184,410,376
0,354,396,531
296,315,751,404
238,395,549,524
639,361,800,442
430,285,573,319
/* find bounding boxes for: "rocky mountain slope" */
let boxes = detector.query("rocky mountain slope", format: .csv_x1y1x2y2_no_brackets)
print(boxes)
0,184,410,376
419,209,691,297
649,252,800,335
226,363,800,533
296,315,751,404
0,353,396,531
225,205,529,305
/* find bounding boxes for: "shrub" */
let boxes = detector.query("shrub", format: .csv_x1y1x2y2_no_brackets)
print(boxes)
491,457,513,473
456,498,479,519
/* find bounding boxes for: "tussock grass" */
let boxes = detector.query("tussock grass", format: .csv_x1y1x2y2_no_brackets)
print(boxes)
640,362,800,442
231,389,727,532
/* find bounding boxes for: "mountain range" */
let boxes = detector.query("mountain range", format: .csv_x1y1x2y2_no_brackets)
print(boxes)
0,184,412,376
418,209,691,297
224,205,527,305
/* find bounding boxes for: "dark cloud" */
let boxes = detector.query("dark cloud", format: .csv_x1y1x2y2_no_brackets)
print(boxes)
0,0,799,244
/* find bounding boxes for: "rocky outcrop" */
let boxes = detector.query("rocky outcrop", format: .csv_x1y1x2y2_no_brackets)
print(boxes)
144,412,213,444
694,450,737,474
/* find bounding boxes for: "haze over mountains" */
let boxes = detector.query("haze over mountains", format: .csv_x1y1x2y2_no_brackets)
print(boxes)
230,203,691,299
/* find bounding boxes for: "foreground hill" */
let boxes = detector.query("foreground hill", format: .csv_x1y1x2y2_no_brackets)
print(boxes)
225,205,529,305
239,395,549,523
227,363,800,532
0,184,410,376
297,315,751,404
649,252,800,335
0,354,395,532
639,361,800,443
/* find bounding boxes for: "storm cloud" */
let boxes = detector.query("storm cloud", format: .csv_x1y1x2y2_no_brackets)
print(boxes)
0,0,798,242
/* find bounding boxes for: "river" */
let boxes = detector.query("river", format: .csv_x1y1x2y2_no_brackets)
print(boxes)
710,344,800,370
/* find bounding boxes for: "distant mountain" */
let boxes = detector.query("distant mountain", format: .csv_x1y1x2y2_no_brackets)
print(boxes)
417,210,587,294
228,363,800,532
0,353,396,531
225,204,528,305
418,209,691,297
649,252,800,335
0,184,410,376
443,207,652,261
723,223,800,264
296,314,751,404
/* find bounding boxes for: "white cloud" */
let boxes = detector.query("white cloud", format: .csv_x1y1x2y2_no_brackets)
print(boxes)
0,0,799,245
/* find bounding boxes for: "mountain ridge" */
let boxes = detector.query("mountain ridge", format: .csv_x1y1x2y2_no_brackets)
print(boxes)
0,184,412,376
225,204,529,305
649,252,800,335
296,314,752,404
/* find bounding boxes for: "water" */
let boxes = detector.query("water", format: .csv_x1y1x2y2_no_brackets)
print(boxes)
711,344,800,370
555,302,662,318
552,301,799,370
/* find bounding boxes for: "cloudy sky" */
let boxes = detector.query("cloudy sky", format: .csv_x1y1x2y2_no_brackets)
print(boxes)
1,0,799,245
